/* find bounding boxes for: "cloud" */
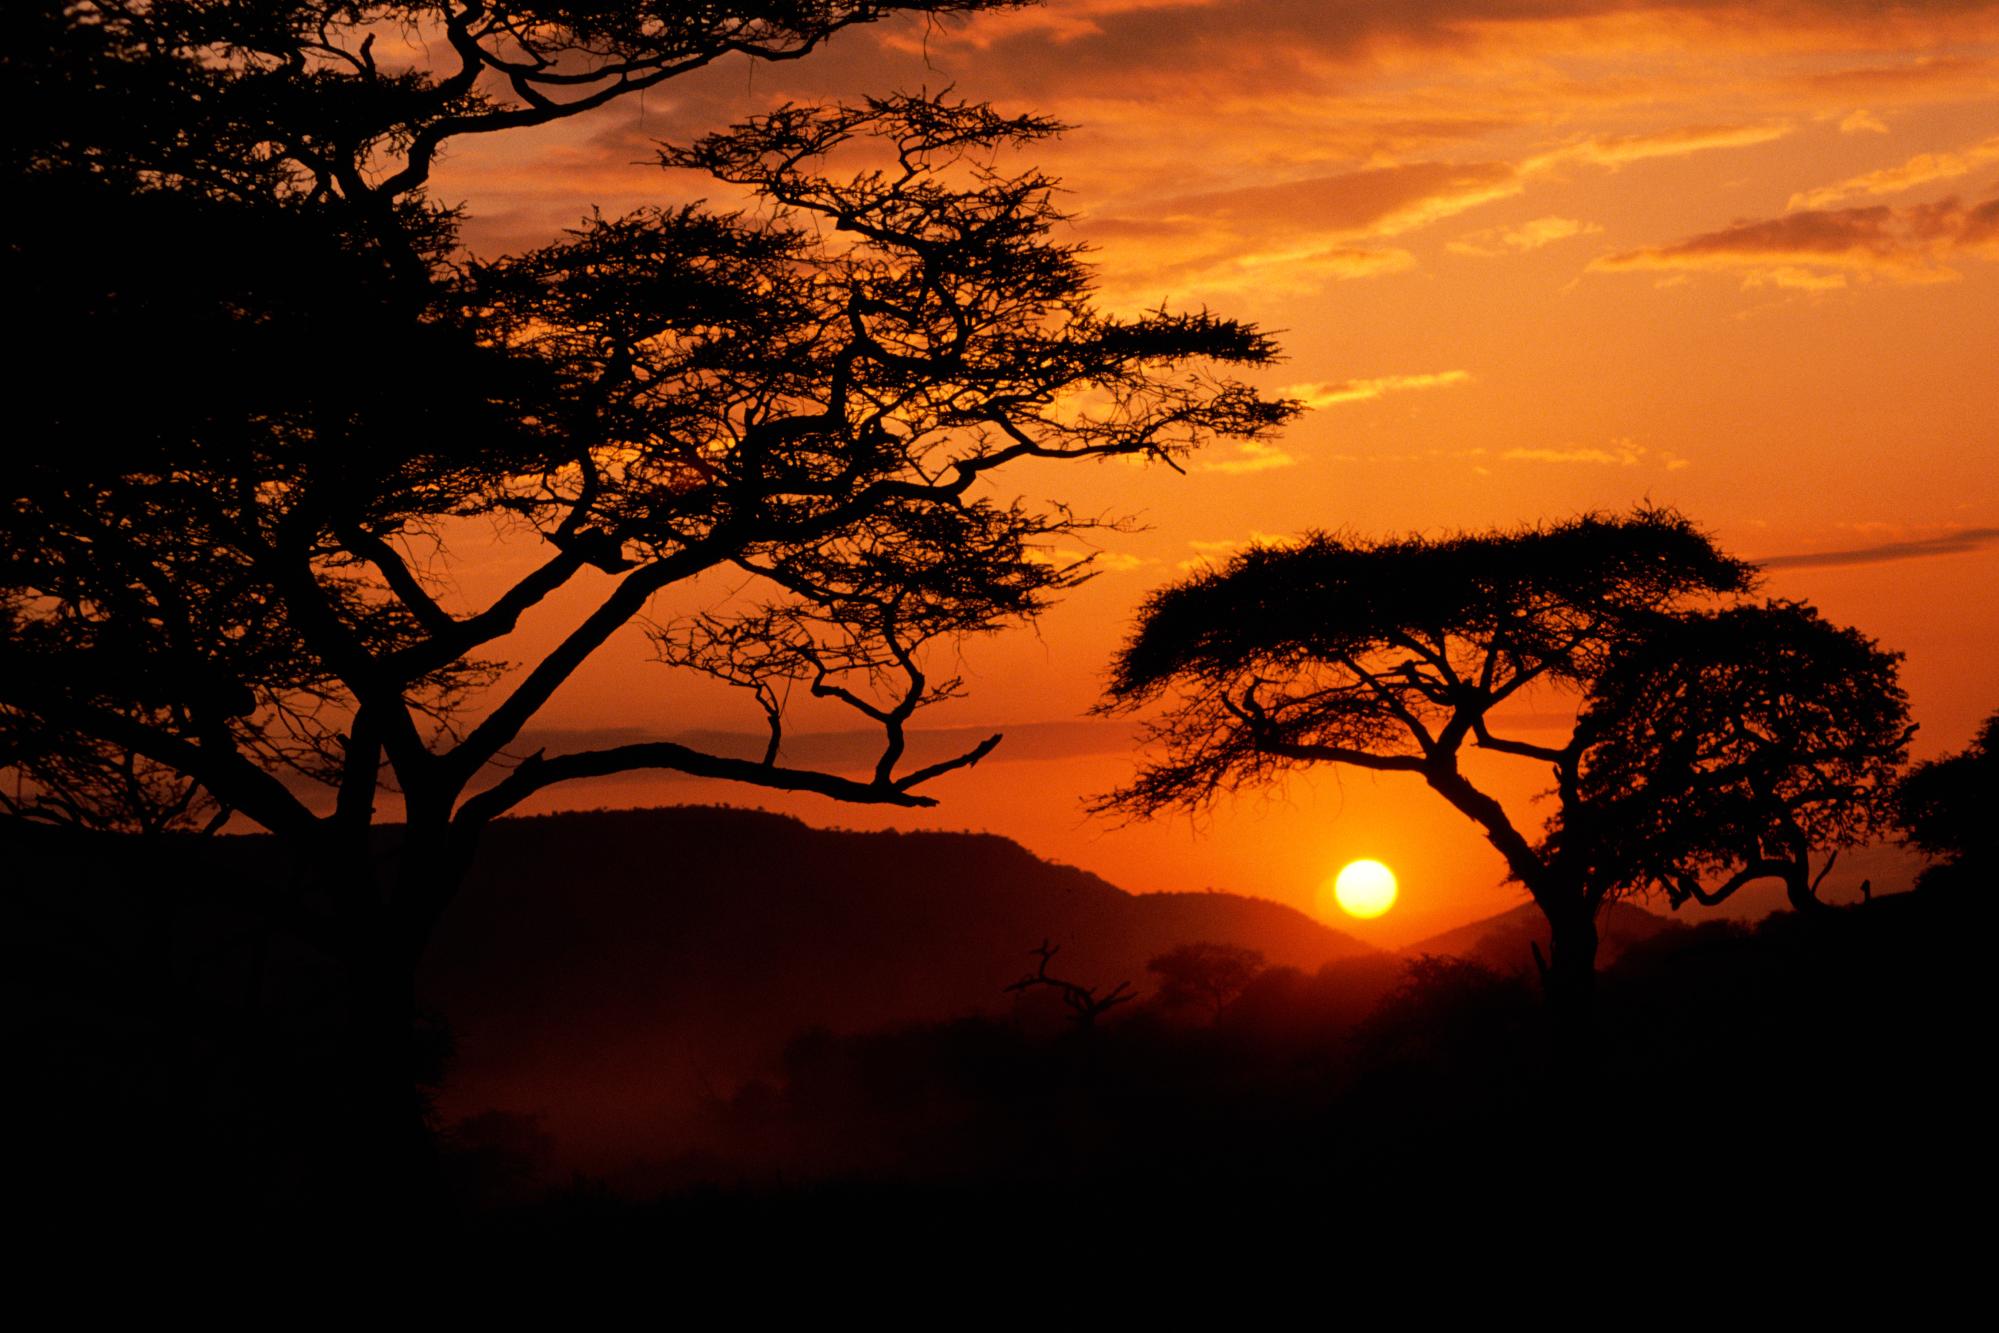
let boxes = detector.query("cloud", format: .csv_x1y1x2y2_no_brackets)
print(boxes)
1027,544,1155,572
1525,122,1794,172
1798,54,1999,103
1199,441,1299,474
1127,124,1782,247
924,3,1999,101
1180,530,1302,569
1083,116,1794,298
1759,527,1999,570
1288,370,1471,408
1592,195,1999,285
1099,242,1416,302
1141,160,1526,240
1499,437,1690,469
1839,108,1889,134
1449,215,1603,256
1788,133,1999,209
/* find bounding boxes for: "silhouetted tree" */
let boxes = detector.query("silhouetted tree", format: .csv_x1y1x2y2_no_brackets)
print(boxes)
1005,940,1136,1031
1,714,225,836
1146,942,1265,1020
1897,710,1998,890
1562,601,1911,915
1095,509,1903,1055
3,2,1292,1206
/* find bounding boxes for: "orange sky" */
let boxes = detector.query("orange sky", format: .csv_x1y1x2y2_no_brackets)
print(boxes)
415,1,1997,945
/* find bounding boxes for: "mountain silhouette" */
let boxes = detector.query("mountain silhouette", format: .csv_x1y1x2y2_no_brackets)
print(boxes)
1403,900,1683,974
418,805,1374,1167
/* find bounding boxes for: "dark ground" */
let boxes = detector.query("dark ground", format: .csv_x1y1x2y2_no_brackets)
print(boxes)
10,812,1987,1253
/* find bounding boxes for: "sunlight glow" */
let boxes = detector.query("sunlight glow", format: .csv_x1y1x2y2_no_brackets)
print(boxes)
1328,860,1399,919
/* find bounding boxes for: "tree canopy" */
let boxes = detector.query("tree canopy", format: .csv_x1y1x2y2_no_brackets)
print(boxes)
1146,942,1266,1020
1897,710,1998,887
1101,508,1752,817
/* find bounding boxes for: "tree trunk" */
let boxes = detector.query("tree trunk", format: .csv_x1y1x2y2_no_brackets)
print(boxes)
288,827,458,1229
1539,902,1600,1073
326,936,441,1225
1784,864,1836,916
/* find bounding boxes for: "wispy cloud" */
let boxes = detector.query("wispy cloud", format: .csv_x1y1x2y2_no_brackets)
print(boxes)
1084,116,1796,299
1759,527,1999,570
1525,121,1794,173
1788,133,1999,210
1028,545,1154,572
1500,437,1689,469
1179,530,1303,570
1592,195,1999,286
1449,215,1603,256
1288,370,1471,409
1199,440,1299,474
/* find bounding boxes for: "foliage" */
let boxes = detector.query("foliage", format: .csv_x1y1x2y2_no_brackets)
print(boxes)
1897,710,1998,874
1099,508,1753,818
0,0,1295,1202
1146,941,1266,1019
3,3,1294,888
1563,601,1912,909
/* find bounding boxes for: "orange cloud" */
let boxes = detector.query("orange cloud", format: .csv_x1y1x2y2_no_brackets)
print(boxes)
1199,441,1300,475
1449,215,1603,256
1525,121,1794,172
1151,161,1524,238
1593,195,1999,285
1085,115,1791,298
1499,438,1690,469
1788,133,1999,209
1288,370,1471,409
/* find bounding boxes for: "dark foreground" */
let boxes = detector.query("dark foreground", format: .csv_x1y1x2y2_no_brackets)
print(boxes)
13,815,1986,1250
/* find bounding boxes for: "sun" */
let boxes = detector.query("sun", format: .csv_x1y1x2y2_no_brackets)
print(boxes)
1325,859,1399,920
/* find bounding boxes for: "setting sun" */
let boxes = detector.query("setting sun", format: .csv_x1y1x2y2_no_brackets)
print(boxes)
1327,860,1400,919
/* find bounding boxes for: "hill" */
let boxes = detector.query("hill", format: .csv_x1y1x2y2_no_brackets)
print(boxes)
419,806,1374,1165
1404,899,1684,974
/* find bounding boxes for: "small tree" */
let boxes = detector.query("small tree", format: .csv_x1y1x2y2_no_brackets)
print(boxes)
1005,940,1136,1031
3,2,1293,1201
1095,509,1906,1053
1897,710,1998,891
1146,942,1265,1020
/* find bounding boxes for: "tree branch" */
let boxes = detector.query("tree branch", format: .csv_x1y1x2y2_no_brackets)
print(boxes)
452,731,998,829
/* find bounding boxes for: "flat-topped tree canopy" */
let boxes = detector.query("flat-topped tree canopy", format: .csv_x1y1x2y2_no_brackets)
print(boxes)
1111,508,1754,699
1101,508,1756,809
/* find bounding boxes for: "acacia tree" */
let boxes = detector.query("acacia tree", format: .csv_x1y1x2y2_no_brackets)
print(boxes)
1094,509,1908,1050
1146,942,1265,1020
3,1,1294,1195
1560,601,1912,916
